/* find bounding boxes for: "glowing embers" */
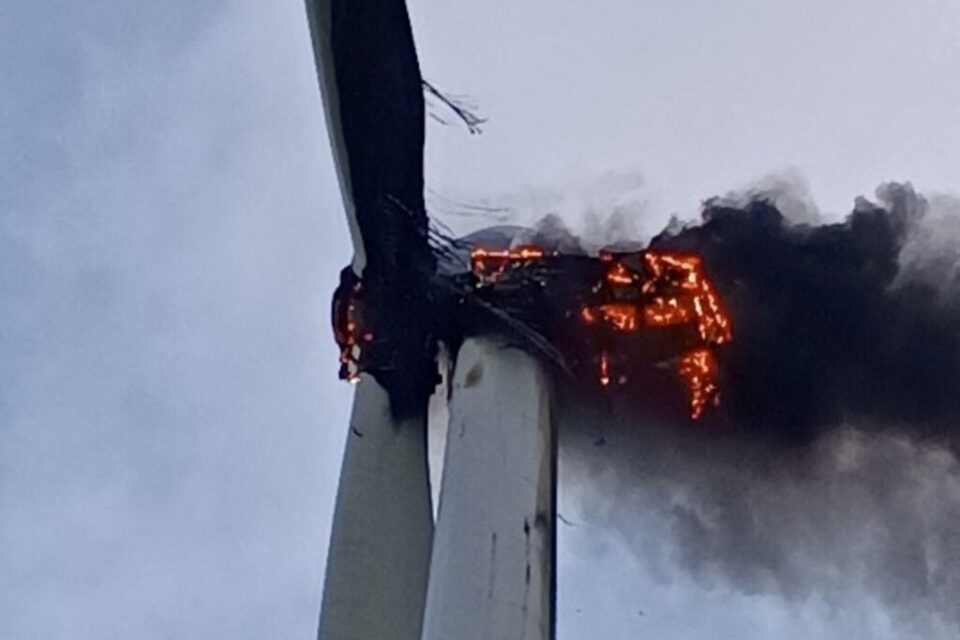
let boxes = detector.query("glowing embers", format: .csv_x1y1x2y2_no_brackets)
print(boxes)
643,297,693,327
599,350,611,386
331,270,374,384
677,348,721,420
582,250,733,419
583,250,732,340
470,245,545,285
640,251,732,344
583,304,639,333
605,261,636,285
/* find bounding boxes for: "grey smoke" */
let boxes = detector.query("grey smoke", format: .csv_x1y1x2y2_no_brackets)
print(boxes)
717,168,824,225
561,404,960,636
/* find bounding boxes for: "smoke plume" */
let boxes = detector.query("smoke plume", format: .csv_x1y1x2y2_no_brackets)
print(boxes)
652,182,960,441
553,181,960,635
534,181,960,442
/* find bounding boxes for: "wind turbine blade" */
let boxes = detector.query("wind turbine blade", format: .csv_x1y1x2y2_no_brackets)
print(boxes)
305,0,429,277
316,378,434,640
305,1,435,639
423,337,556,640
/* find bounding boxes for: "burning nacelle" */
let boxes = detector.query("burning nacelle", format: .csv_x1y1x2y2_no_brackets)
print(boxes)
468,245,732,420
334,238,733,421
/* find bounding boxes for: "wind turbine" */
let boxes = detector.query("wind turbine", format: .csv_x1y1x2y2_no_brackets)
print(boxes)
305,1,556,639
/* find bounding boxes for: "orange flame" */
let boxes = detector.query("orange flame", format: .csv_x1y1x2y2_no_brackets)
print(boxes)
640,251,732,344
332,280,369,384
466,244,732,420
471,245,545,284
606,262,635,285
599,350,611,386
677,348,720,420
598,303,639,332
582,250,732,419
582,251,732,341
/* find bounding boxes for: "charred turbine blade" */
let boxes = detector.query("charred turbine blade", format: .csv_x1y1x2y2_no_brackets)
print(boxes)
308,0,438,416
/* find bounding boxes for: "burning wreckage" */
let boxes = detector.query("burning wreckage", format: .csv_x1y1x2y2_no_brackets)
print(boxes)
333,227,733,421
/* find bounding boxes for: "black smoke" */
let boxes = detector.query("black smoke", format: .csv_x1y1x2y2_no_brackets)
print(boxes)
642,182,960,442
550,182,960,635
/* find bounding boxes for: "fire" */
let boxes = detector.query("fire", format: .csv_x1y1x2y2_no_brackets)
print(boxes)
333,242,736,421
606,262,635,285
677,348,720,420
471,245,545,285
582,250,733,419
643,297,692,327
331,274,373,384
583,250,731,340
599,350,611,386
598,303,639,332
639,251,732,344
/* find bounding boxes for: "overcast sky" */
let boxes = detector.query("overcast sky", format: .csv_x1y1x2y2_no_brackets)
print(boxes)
2,1,959,638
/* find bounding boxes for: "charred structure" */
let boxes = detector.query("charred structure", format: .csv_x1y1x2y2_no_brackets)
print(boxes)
336,234,734,422
318,0,438,418
455,245,732,420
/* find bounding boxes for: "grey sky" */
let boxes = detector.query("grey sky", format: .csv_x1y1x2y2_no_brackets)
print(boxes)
2,1,959,638
3,2,348,637
413,0,960,227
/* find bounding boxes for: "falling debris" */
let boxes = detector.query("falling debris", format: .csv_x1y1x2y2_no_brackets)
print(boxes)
557,513,576,526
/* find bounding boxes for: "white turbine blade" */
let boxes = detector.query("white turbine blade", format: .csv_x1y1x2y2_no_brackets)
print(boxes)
423,338,555,640
318,377,433,640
